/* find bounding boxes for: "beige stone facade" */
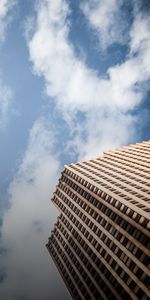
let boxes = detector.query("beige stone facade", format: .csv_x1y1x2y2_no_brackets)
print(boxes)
46,140,150,299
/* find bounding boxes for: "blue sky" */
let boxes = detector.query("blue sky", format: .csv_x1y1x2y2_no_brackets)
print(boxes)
0,0,150,299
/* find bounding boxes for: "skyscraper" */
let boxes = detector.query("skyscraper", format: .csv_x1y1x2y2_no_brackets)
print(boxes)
46,140,150,300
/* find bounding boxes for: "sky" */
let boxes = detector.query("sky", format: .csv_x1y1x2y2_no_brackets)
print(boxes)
0,0,149,299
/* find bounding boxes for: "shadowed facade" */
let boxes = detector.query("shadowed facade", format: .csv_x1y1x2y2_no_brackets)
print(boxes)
46,140,150,299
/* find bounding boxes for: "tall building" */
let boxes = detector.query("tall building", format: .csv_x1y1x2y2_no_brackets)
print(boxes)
46,141,150,300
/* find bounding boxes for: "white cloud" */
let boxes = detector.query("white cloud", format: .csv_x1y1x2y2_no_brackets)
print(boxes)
0,0,16,41
130,14,150,79
0,79,13,129
27,0,150,160
80,0,128,49
130,15,149,53
0,1,16,128
71,111,137,160
0,119,69,299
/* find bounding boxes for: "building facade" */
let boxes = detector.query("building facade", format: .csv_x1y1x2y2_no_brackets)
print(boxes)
46,141,150,300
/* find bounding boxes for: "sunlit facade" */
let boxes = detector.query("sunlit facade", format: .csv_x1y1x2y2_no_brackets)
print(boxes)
46,140,150,299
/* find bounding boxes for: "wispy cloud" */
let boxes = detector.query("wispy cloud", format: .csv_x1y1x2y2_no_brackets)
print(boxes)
80,0,129,49
0,119,64,299
0,0,16,42
0,80,13,129
0,0,16,129
27,0,150,159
